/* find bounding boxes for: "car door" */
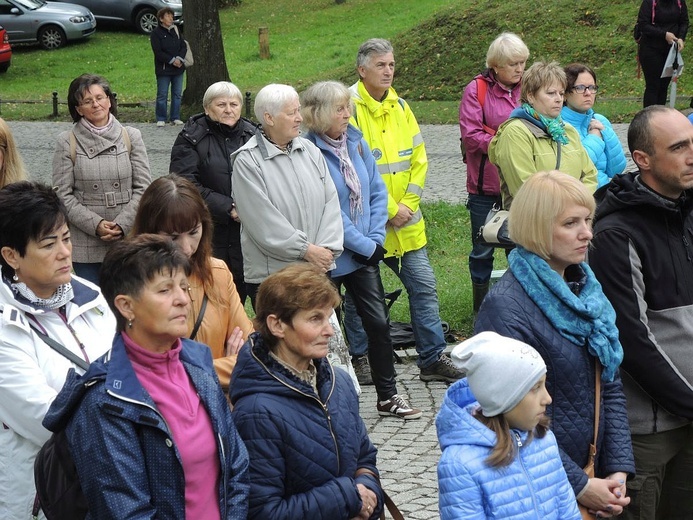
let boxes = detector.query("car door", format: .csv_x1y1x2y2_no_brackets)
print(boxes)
0,0,37,44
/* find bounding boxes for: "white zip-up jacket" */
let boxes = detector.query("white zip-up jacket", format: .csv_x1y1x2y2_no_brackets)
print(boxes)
0,275,115,519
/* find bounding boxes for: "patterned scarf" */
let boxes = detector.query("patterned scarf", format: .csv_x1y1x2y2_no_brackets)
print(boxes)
322,132,363,220
79,112,114,136
509,247,623,381
522,102,568,145
10,279,74,310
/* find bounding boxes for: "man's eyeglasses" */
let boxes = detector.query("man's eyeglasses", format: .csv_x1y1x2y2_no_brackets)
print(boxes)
571,84,599,94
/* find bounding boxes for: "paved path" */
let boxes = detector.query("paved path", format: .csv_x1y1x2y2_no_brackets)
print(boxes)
9,121,633,204
7,120,633,518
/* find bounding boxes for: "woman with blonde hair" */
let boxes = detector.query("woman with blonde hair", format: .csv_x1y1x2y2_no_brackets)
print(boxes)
132,174,253,387
0,117,28,188
488,62,597,209
476,171,634,517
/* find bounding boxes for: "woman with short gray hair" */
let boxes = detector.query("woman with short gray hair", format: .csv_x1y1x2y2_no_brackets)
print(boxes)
231,83,344,306
170,81,256,303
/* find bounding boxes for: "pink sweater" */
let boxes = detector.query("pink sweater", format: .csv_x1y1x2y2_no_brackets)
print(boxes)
123,333,221,519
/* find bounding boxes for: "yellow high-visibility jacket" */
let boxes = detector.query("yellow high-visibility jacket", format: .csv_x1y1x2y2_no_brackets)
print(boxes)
349,81,427,257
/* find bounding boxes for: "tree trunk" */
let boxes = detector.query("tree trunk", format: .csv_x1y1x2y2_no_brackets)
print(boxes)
181,0,230,110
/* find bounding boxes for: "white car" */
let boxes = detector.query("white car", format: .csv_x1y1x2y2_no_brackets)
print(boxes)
0,0,95,50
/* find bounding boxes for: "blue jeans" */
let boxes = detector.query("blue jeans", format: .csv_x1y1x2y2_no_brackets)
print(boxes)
344,247,446,369
155,73,184,122
467,193,502,284
72,262,102,286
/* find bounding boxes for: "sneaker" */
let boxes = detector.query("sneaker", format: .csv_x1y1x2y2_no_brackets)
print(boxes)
156,121,166,127
377,394,422,420
419,354,464,383
173,119,184,125
352,355,373,386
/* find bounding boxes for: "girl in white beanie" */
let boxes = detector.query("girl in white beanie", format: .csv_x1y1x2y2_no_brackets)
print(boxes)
436,331,581,519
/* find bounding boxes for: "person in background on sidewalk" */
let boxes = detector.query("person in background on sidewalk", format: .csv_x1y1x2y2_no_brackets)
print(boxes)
52,73,151,285
636,0,688,107
561,63,626,188
302,80,421,420
437,332,581,520
230,263,385,519
0,117,28,188
150,7,186,126
475,171,634,516
459,32,528,315
590,106,693,519
170,81,257,303
348,38,463,384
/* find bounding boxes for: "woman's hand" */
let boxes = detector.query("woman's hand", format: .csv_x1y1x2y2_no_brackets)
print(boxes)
666,32,678,45
678,38,685,51
96,220,124,242
578,476,630,517
225,326,244,356
304,244,334,272
355,483,377,519
588,119,604,138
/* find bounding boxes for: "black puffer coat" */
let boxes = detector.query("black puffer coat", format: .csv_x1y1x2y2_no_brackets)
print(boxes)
170,114,256,298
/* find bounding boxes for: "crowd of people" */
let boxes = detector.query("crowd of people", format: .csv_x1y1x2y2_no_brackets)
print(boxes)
0,1,692,515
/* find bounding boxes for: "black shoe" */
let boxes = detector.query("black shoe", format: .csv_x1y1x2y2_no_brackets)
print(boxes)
419,354,464,383
352,356,374,385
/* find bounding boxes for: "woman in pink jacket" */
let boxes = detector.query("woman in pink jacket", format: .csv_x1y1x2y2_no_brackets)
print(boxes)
459,32,528,314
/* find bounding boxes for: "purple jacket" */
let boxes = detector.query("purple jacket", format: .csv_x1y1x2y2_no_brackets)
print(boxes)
459,70,521,196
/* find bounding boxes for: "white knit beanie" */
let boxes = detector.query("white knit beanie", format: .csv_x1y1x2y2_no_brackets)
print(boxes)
451,331,547,417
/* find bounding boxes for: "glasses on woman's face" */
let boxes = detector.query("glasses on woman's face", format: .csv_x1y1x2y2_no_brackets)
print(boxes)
571,84,599,95
80,95,108,107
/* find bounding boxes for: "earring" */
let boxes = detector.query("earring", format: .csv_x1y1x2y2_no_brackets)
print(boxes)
12,271,18,282
127,317,134,328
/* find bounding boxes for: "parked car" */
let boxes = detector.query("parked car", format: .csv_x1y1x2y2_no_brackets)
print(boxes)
0,24,11,72
54,0,182,34
0,0,95,50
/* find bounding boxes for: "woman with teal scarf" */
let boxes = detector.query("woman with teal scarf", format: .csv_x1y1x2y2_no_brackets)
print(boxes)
475,171,634,517
488,61,598,209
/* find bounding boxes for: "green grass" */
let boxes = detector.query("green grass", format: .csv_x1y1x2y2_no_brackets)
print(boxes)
4,0,688,123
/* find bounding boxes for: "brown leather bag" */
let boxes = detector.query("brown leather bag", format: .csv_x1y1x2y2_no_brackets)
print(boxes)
578,362,601,519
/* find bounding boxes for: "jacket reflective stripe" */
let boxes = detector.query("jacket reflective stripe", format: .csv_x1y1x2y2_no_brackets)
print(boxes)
397,209,422,229
378,159,411,174
407,184,423,197
412,133,423,147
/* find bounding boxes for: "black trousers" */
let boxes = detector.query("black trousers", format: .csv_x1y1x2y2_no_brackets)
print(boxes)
640,42,673,107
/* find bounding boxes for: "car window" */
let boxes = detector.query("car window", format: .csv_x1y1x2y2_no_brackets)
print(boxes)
11,0,44,10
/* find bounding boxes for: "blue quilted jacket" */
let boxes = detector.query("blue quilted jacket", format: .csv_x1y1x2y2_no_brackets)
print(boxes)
43,334,250,519
560,106,626,188
229,332,384,519
475,270,635,496
437,379,581,519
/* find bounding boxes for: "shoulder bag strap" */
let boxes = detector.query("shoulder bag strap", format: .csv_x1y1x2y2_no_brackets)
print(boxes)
555,141,562,170
593,360,601,446
189,293,208,341
355,467,405,520
29,324,89,371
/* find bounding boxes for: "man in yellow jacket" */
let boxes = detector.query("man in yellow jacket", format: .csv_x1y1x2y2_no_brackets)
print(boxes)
345,38,463,385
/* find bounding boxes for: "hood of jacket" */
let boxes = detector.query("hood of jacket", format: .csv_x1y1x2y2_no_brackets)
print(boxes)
229,331,335,405
594,171,693,223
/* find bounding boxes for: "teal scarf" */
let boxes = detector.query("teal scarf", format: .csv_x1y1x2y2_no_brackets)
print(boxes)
509,247,623,381
522,103,569,145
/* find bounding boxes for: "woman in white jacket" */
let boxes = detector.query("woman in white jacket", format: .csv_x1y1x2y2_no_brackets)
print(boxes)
0,182,115,519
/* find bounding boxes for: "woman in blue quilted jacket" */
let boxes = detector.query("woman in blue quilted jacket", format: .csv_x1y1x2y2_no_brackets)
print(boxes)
475,171,634,517
437,331,581,519
561,64,627,188
230,262,384,520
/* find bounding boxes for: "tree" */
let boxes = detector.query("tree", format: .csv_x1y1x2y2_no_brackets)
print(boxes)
181,0,230,110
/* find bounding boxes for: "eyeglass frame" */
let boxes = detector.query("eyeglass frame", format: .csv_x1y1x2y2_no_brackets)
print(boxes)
571,84,599,94
79,94,110,107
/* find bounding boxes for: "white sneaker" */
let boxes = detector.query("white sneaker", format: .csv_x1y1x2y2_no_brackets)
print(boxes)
156,121,166,127
173,119,184,125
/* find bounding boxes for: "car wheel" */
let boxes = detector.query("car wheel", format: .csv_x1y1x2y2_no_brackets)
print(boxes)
0,62,9,73
135,8,158,34
38,25,66,50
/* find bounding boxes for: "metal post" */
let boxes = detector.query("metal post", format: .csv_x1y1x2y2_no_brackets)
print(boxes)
52,91,59,117
245,91,251,119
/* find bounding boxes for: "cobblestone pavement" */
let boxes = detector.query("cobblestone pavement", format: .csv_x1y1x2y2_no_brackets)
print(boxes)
8,120,633,518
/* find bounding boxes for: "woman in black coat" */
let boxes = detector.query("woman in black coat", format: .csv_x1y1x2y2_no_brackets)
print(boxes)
636,0,689,106
150,7,186,124
170,81,256,302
